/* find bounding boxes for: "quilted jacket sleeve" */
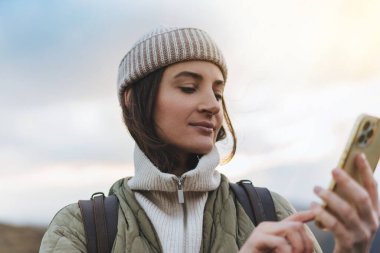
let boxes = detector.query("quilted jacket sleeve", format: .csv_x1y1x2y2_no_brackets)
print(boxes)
39,203,87,253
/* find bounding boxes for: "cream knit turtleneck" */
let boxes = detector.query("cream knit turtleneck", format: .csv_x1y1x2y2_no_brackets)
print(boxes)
128,145,221,253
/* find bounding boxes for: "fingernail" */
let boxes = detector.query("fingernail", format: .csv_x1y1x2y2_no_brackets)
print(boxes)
332,168,341,177
360,153,368,166
313,186,322,195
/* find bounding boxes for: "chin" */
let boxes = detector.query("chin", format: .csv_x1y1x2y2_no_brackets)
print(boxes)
189,143,214,155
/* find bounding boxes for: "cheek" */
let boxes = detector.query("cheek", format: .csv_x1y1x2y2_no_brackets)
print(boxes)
154,98,188,133
156,91,193,117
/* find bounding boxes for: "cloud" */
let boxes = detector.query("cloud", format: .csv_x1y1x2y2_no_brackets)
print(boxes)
0,98,135,168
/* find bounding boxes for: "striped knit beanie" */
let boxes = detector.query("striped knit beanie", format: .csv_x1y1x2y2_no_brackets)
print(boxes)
117,27,227,99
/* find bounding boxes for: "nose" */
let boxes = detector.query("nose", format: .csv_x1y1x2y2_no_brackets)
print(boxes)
198,90,221,116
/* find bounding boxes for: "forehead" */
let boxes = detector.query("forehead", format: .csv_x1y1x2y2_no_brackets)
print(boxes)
163,61,225,82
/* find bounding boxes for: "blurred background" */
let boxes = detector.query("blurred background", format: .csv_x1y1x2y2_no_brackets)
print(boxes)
1,0,380,252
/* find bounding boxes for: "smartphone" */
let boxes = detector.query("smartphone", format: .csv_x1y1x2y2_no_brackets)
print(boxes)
316,114,380,228
329,114,380,191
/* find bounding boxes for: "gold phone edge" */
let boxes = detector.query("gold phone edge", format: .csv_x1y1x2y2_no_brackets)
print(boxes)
328,114,369,191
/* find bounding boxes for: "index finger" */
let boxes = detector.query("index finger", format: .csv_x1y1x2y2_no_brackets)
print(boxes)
285,210,315,223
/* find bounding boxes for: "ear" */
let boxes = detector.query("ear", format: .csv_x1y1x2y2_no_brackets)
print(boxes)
123,89,131,107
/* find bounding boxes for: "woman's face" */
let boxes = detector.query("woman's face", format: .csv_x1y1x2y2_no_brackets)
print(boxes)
154,61,224,158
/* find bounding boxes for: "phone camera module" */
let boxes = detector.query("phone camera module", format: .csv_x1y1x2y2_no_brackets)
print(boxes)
358,122,375,148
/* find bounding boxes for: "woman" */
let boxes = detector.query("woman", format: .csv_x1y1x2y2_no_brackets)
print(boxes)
40,27,379,253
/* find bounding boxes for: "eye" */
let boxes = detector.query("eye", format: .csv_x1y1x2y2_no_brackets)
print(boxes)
180,87,196,94
215,93,223,101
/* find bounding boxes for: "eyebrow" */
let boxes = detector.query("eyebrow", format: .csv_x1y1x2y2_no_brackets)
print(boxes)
174,71,225,86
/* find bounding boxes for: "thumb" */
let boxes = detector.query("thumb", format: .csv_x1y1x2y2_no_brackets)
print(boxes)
285,210,315,223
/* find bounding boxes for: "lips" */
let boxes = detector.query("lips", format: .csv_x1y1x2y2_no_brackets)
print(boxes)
189,121,215,134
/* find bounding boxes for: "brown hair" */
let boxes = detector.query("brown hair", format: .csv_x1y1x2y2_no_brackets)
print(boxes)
119,67,236,173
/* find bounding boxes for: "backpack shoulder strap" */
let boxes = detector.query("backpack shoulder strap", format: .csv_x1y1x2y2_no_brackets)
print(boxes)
78,197,97,253
78,192,119,253
230,180,277,226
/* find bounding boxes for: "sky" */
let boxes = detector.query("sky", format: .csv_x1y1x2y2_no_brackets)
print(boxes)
1,0,380,225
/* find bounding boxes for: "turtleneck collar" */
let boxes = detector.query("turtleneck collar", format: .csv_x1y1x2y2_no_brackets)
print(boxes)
128,144,221,192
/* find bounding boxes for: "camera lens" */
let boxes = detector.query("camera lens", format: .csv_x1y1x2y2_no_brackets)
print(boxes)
363,121,370,131
358,134,366,144
367,129,374,139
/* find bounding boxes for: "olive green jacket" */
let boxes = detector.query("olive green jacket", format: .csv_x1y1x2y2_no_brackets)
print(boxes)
39,175,322,253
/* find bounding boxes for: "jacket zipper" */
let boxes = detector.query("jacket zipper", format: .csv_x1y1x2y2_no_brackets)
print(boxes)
176,176,185,204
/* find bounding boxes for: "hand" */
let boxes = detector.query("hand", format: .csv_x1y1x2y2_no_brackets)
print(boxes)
239,211,315,253
311,153,380,253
